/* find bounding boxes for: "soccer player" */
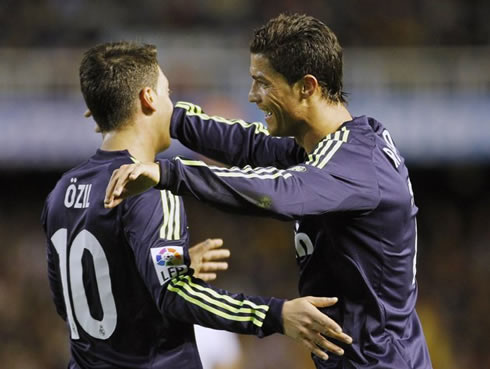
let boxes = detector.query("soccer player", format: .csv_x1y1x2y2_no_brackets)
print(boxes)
41,41,352,369
104,14,433,369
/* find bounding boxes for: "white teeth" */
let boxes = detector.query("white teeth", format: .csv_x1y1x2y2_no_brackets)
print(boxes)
259,107,272,118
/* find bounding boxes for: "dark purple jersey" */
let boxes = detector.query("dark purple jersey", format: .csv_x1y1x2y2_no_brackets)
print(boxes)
41,149,284,369
159,102,433,369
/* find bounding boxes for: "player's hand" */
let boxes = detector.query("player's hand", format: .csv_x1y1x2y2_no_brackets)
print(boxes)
282,296,352,361
189,238,230,281
104,162,160,208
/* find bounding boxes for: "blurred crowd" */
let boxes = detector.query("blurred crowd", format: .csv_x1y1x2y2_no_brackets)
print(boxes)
412,167,490,368
0,166,489,368
1,0,489,47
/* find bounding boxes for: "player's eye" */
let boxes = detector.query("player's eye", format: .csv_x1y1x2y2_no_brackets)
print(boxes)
258,79,269,87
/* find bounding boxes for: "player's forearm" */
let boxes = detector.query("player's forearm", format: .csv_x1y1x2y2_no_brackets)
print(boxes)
171,102,306,168
157,158,303,220
104,160,379,216
161,274,284,337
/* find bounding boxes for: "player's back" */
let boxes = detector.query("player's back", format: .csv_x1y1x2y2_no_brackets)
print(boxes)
42,150,198,369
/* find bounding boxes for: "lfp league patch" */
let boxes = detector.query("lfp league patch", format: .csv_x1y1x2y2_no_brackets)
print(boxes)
150,246,188,285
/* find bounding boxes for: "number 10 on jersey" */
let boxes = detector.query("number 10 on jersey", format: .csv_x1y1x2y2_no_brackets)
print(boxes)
51,228,117,340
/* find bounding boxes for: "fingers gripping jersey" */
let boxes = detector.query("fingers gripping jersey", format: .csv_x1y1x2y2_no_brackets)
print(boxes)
162,104,433,369
41,149,283,369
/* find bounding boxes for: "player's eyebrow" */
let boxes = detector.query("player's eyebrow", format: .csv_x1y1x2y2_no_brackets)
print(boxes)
251,74,268,83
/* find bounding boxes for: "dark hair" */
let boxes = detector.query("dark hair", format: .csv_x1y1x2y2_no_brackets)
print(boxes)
250,13,346,103
79,42,159,132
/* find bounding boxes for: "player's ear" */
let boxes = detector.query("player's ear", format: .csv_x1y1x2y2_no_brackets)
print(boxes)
140,87,157,114
299,75,318,99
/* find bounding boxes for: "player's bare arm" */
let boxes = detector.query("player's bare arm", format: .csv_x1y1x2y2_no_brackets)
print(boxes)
189,238,230,281
282,296,352,360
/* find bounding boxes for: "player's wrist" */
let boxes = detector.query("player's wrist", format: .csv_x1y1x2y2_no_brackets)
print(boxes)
155,159,180,191
169,104,183,139
261,297,285,337
151,162,161,184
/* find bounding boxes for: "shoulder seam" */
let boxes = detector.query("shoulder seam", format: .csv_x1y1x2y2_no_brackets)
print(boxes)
159,190,181,241
306,127,350,169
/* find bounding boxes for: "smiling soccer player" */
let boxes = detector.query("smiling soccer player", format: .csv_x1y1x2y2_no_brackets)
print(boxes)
104,14,432,369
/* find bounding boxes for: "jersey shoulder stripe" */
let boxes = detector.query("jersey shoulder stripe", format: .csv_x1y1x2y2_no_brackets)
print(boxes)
175,101,269,136
175,101,203,114
159,190,181,240
306,127,350,169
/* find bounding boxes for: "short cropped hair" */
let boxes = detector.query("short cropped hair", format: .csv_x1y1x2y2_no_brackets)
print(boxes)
79,42,159,132
250,13,346,103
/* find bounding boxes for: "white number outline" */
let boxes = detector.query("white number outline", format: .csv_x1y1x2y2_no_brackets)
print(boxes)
51,228,117,340
382,130,402,168
294,232,314,258
407,178,418,285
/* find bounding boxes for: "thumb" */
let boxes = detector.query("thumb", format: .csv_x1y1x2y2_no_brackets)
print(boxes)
305,296,338,308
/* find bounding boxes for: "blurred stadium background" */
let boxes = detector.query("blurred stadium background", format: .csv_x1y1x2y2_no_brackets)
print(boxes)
1,1,489,368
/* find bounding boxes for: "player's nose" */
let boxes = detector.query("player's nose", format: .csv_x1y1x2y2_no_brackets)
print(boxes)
248,85,260,104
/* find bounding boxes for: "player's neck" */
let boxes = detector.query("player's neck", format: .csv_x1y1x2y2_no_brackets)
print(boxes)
297,102,352,153
100,120,158,162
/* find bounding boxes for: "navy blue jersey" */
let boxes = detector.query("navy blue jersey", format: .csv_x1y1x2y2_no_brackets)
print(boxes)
41,149,284,369
159,102,432,369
